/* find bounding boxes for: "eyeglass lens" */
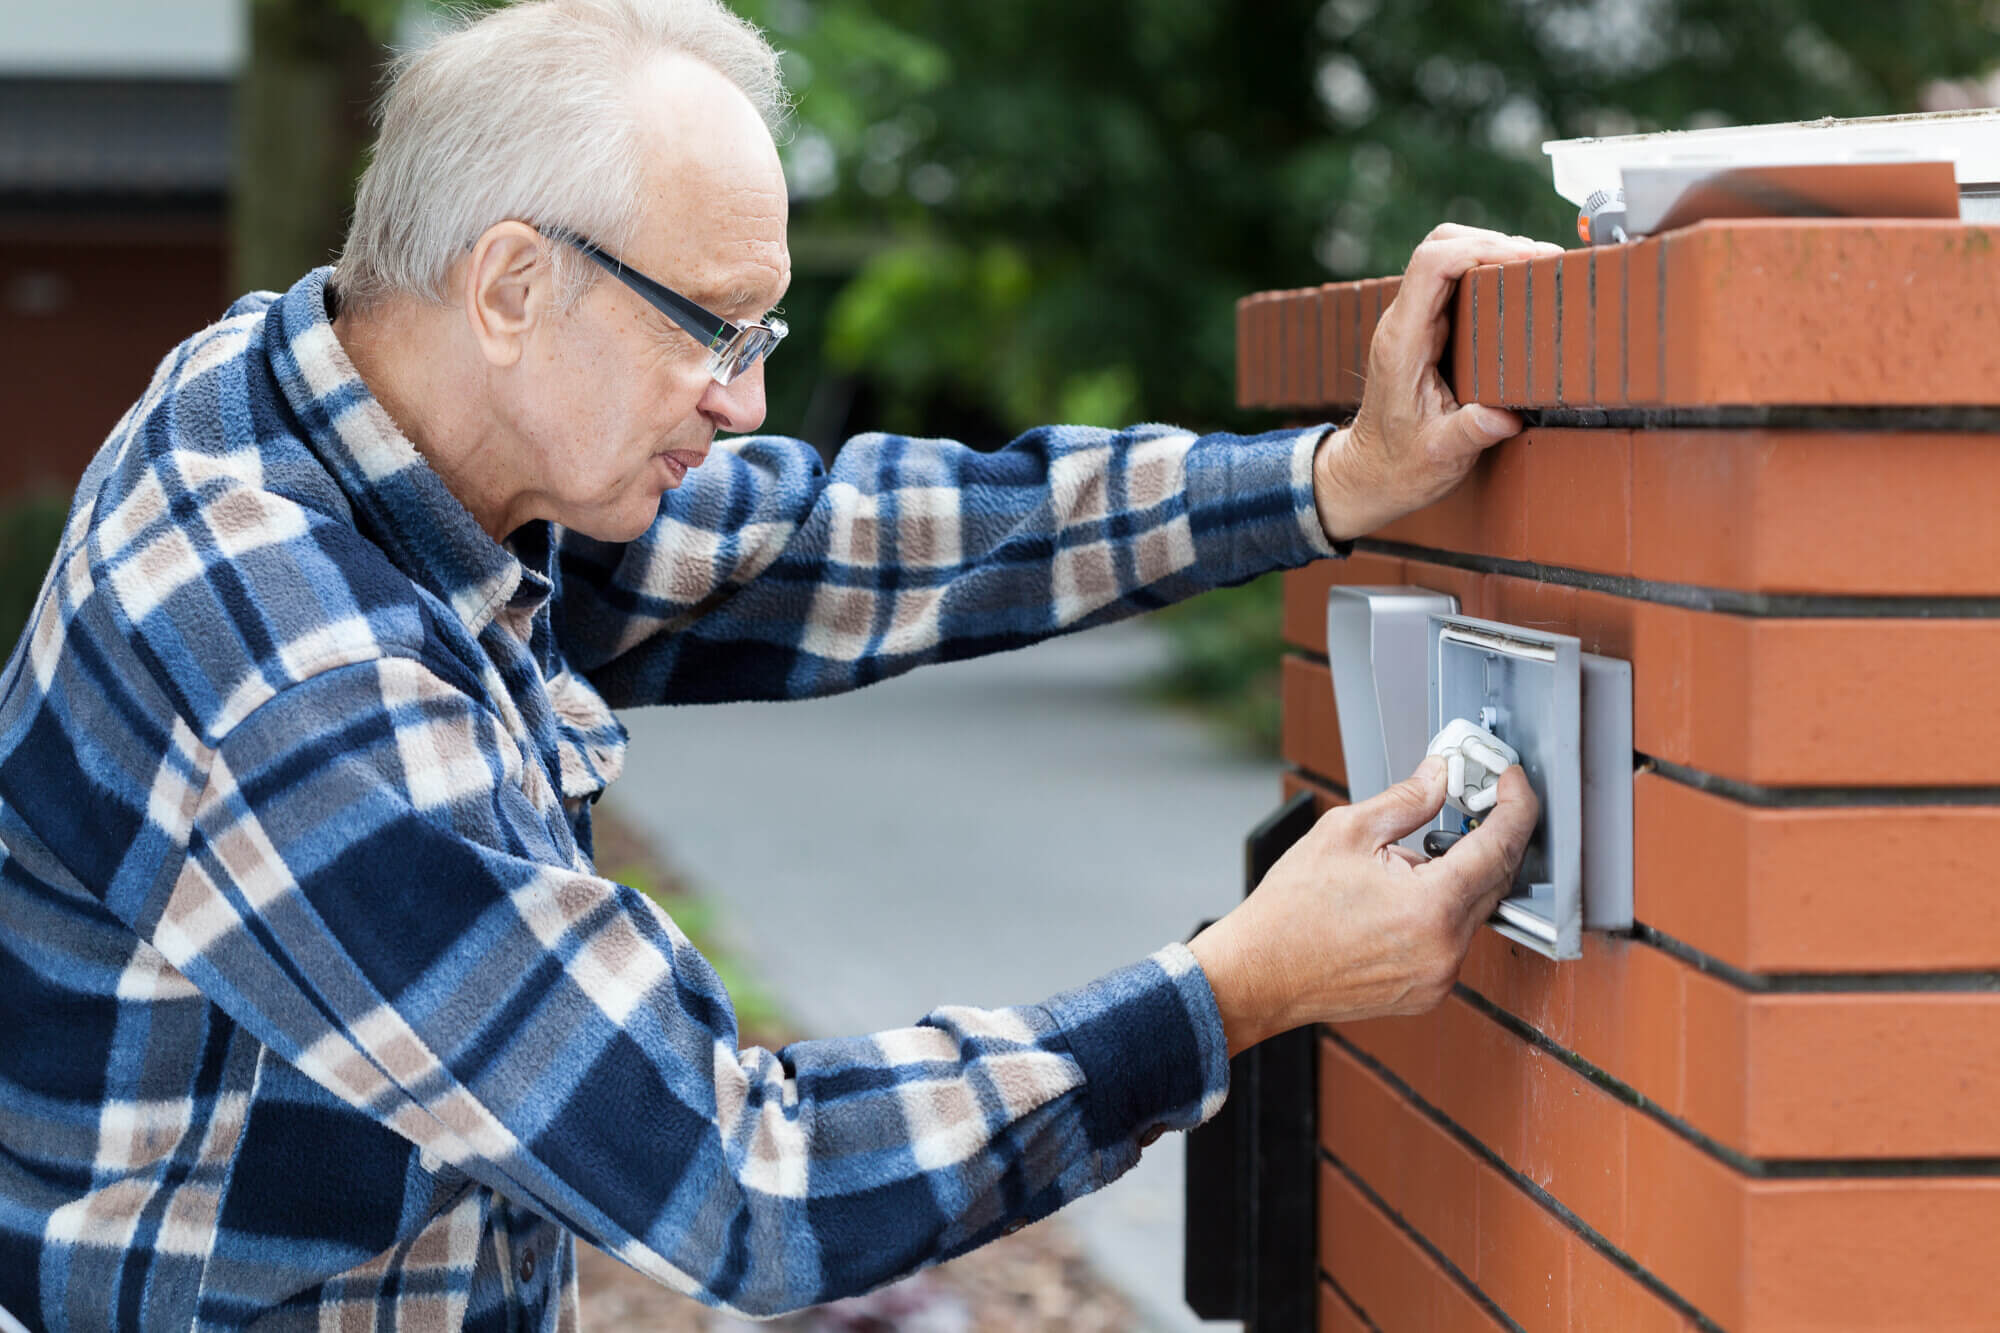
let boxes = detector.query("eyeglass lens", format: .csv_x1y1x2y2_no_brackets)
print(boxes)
713,325,782,385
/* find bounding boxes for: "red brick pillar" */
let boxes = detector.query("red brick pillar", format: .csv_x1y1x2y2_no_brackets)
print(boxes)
1250,220,2000,1332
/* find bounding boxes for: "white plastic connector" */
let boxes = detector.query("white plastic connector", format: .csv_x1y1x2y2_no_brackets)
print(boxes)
1427,718,1520,819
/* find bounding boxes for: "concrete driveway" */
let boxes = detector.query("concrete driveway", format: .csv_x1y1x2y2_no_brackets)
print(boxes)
606,618,1276,1332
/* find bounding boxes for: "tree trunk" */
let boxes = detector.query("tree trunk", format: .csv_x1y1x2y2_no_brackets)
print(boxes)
231,0,384,294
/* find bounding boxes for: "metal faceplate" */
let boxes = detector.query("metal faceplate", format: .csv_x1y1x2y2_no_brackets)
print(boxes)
1580,653,1635,934
1429,614,1584,958
1326,587,1461,854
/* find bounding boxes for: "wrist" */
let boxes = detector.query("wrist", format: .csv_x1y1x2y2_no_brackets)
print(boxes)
1311,425,1379,545
1188,921,1280,1058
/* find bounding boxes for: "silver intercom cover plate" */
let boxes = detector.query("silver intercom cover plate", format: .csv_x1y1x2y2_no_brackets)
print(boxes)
1326,587,1461,854
1579,653,1634,933
1428,614,1584,958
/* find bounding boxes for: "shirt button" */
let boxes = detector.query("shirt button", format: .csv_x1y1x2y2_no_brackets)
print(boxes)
1138,1125,1165,1147
1002,1220,1026,1237
519,1249,536,1282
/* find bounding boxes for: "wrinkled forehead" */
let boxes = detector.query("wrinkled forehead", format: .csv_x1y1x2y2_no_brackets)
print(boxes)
624,53,790,315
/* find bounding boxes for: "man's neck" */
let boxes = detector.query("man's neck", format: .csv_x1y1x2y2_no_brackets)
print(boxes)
332,299,525,542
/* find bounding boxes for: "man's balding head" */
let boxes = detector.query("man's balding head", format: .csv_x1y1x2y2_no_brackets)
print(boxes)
337,0,789,313
329,1,794,546
628,51,790,324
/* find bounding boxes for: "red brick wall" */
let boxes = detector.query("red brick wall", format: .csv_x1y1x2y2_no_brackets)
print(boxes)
0,222,230,500
1248,220,2000,1331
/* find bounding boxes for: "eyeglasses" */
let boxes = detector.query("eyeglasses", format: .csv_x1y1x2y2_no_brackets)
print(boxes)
553,231,787,386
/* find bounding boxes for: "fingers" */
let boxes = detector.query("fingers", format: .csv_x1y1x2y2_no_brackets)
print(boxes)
1352,755,1447,849
1421,223,1549,248
1437,400,1522,456
1482,765,1540,852
1376,223,1560,391
1422,766,1539,912
1387,233,1565,334
1464,842,1522,924
1421,222,1496,242
1411,234,1565,283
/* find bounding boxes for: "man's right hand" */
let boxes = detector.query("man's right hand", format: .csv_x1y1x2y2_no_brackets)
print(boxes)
1310,223,1564,544
1188,756,1538,1057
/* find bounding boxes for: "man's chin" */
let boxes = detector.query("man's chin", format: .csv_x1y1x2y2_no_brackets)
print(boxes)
564,495,665,545
557,459,691,543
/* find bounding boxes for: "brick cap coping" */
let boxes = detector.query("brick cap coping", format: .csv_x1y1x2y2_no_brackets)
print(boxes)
1240,218,2000,411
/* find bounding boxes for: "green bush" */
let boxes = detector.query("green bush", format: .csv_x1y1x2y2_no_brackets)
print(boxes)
0,494,71,660
1145,573,1287,755
608,859,788,1043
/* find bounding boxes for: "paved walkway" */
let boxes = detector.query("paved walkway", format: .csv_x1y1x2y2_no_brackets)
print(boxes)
606,620,1276,1332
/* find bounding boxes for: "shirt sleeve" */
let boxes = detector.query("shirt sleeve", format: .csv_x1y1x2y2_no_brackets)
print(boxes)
137,655,1230,1316
552,422,1339,708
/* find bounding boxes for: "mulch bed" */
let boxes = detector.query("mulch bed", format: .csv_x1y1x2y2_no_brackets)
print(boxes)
577,1219,1133,1331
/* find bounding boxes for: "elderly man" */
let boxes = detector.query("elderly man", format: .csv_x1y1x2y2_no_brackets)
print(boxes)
0,0,1545,1327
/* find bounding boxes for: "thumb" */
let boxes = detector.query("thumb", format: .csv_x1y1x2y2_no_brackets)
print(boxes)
1355,755,1447,849
1443,402,1519,454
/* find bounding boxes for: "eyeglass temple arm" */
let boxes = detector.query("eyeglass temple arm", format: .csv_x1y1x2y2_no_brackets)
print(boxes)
558,233,736,351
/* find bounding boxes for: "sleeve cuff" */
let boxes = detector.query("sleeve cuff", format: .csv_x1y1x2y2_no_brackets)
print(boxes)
1040,942,1232,1171
1289,426,1350,559
1180,426,1350,587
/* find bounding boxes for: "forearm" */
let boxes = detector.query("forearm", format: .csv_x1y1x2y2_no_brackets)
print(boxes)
556,423,1341,707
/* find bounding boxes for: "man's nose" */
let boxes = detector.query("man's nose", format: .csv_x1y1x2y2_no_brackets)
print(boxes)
700,364,767,435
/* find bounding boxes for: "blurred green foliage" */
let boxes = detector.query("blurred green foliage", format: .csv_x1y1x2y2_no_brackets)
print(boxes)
740,0,2000,442
1146,572,1289,753
0,496,71,662
723,0,2000,747
611,860,789,1041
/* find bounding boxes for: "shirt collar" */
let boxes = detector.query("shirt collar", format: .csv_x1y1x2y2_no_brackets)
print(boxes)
263,266,551,636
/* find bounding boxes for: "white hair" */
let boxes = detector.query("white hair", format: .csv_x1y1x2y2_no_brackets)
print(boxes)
334,0,787,311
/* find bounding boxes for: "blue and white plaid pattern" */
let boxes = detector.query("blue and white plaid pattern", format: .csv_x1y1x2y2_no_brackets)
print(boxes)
0,266,1337,1328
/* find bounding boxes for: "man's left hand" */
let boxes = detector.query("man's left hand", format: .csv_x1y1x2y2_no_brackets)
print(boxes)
1312,223,1564,544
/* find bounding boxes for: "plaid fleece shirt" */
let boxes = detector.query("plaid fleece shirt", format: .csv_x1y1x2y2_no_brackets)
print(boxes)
0,266,1338,1329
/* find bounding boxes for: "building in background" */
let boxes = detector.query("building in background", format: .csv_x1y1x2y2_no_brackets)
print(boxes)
0,0,238,500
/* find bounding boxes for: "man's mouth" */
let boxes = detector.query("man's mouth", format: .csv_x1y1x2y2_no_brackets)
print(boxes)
658,449,707,485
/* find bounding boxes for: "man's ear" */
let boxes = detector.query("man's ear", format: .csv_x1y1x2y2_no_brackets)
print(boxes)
462,221,553,368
